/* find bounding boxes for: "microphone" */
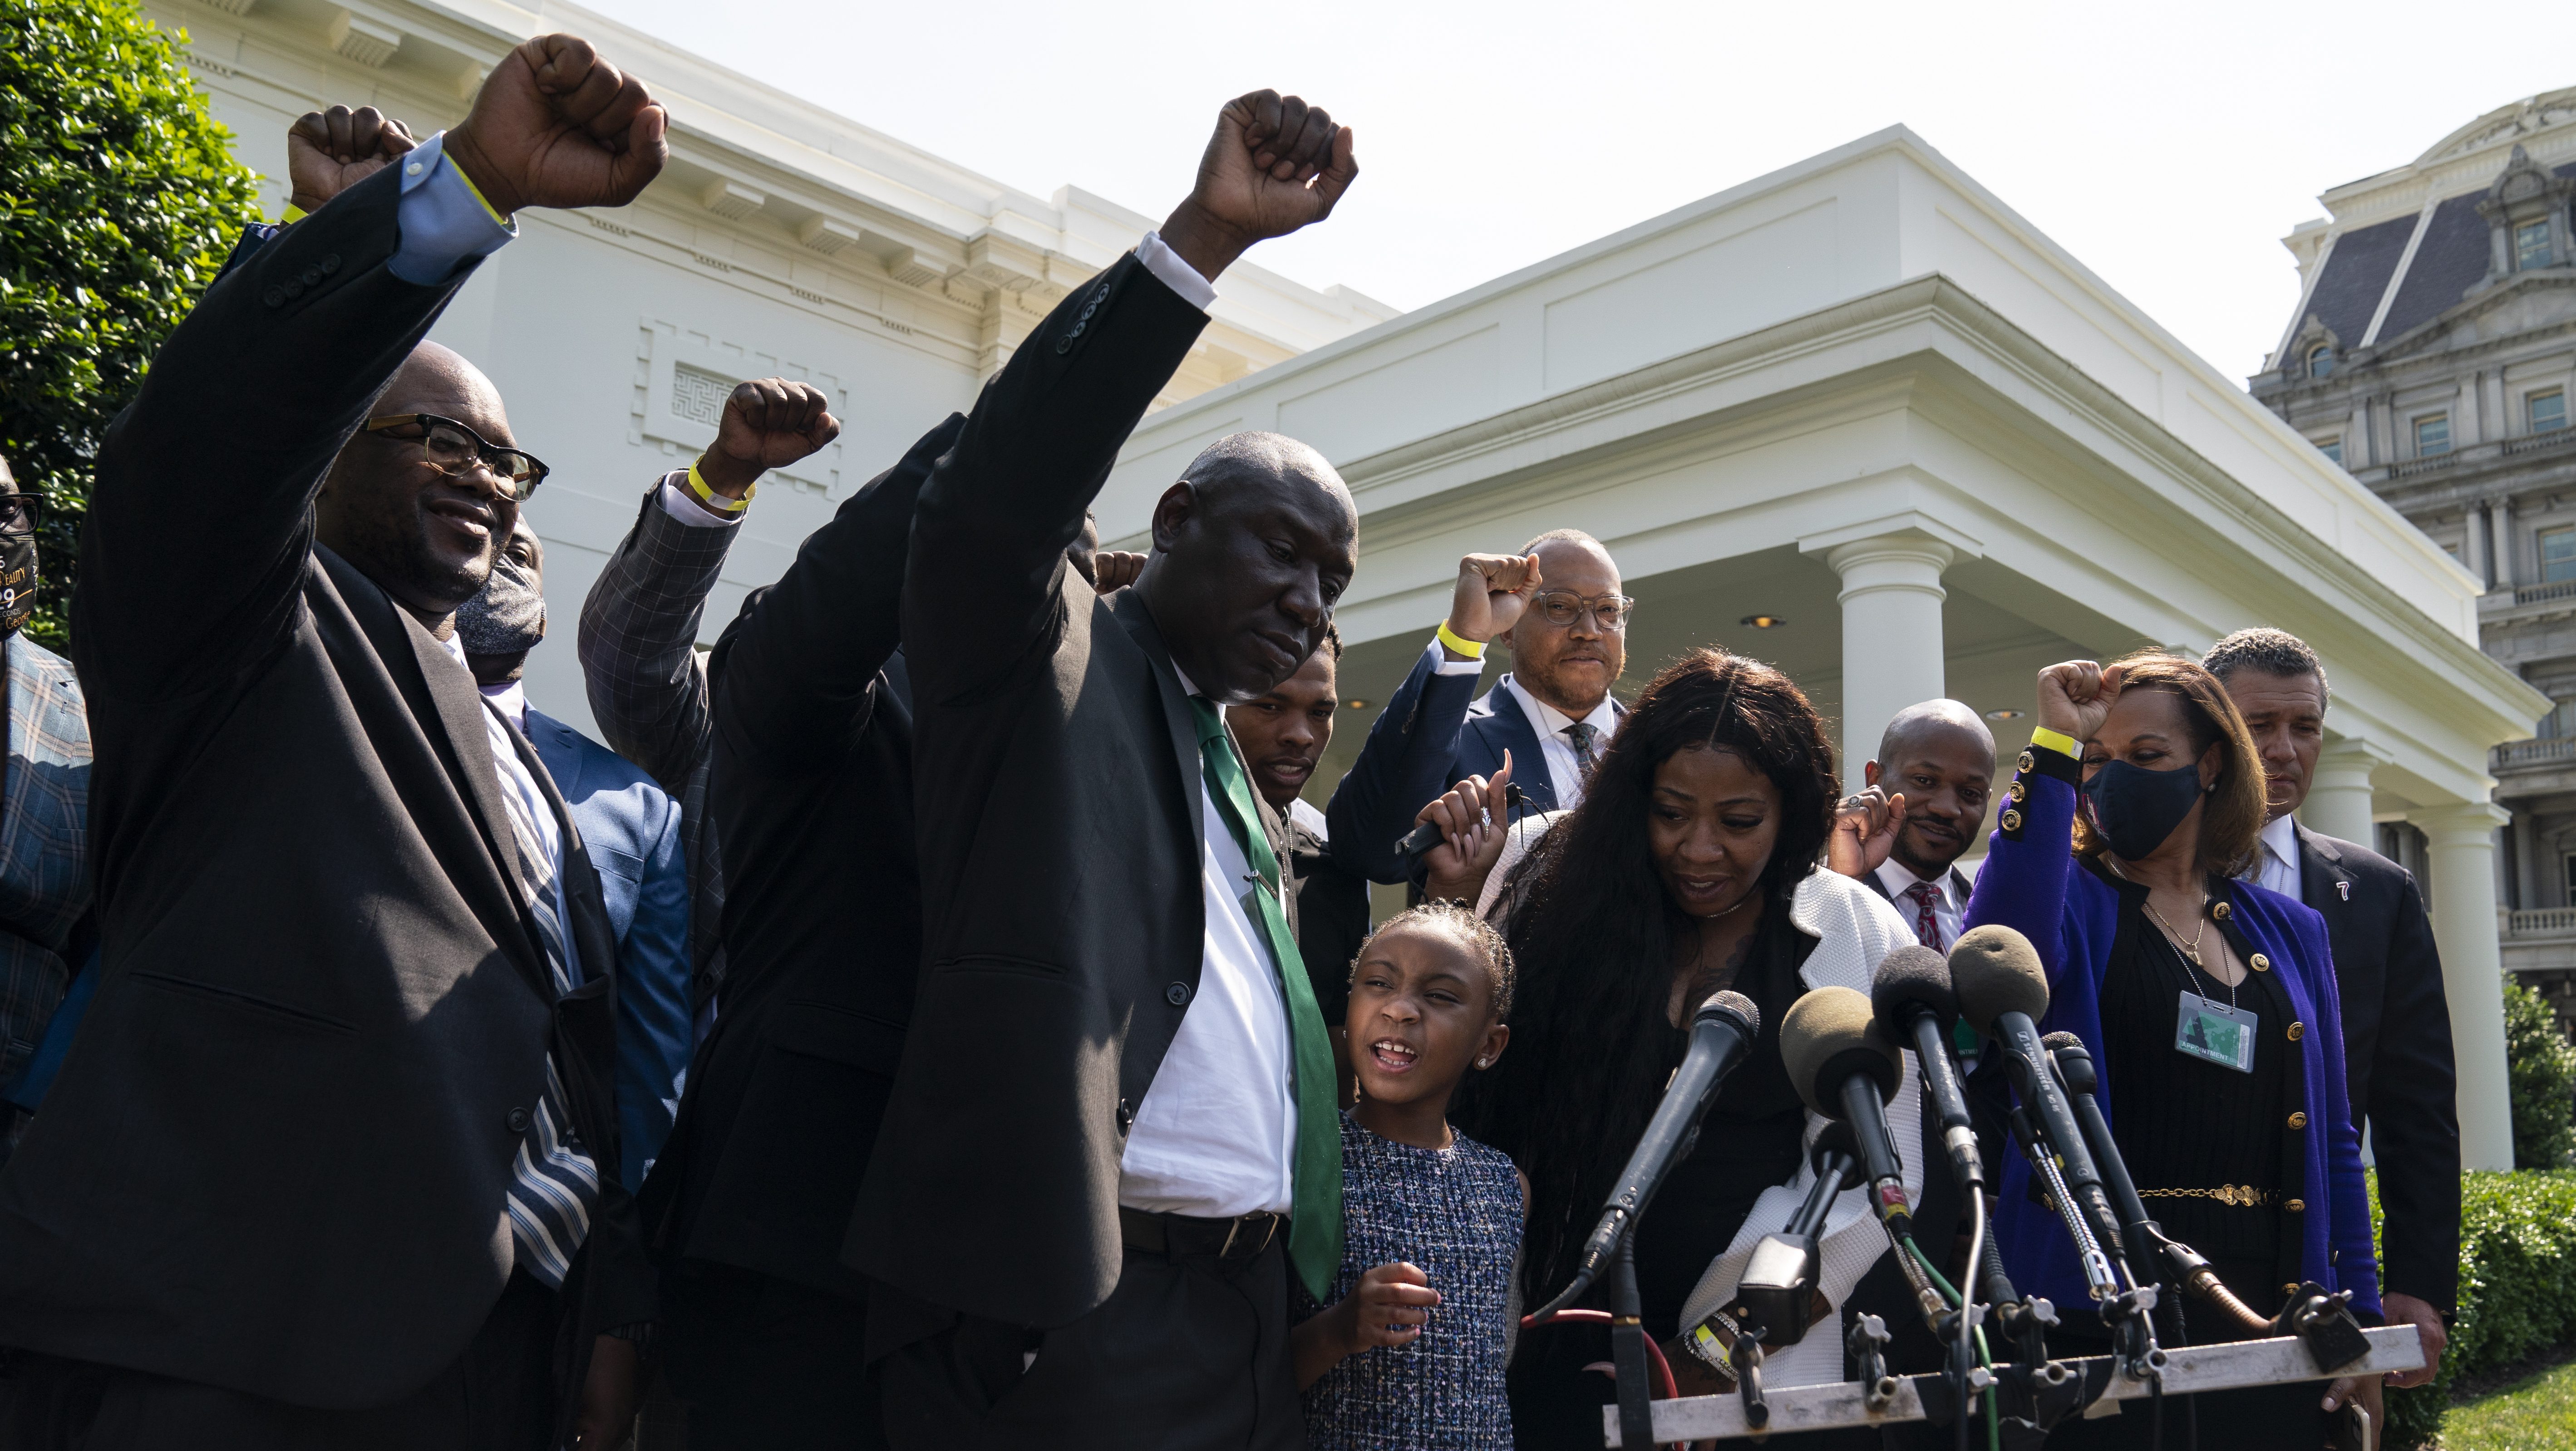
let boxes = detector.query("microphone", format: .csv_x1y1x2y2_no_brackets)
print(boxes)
1533,989,1762,1318
1782,985,1910,1234
1394,782,1528,866
1950,925,2131,1296
1870,944,1985,1194
1729,1121,1864,1345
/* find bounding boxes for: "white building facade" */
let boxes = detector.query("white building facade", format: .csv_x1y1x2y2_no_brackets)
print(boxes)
158,0,2540,1165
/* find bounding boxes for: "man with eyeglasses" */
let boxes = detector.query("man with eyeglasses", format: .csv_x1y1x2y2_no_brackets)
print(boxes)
0,460,93,1168
1327,529,1631,888
0,39,664,1448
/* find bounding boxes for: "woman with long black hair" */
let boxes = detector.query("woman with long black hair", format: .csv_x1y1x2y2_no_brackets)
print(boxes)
1437,648,1925,1447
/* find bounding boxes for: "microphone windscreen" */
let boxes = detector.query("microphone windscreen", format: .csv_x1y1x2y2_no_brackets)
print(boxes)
1694,989,1761,1039
1780,986,1902,1118
2039,1031,2082,1053
1950,925,2049,1034
1870,944,1956,1037
2041,1029,2096,1093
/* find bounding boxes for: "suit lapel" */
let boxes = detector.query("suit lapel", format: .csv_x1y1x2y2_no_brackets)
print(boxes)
1111,590,1206,857
526,708,582,807
2295,823,2353,913
1485,677,1554,812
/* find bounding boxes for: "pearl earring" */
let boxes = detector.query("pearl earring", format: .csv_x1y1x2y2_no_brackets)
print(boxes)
1476,1057,1492,1068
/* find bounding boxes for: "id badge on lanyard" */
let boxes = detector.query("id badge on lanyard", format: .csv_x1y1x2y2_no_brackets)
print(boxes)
2176,992,2257,1073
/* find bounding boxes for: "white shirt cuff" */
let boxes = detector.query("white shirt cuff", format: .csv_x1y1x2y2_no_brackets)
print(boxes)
1136,230,1216,313
656,473,744,529
388,132,517,285
1425,638,1486,677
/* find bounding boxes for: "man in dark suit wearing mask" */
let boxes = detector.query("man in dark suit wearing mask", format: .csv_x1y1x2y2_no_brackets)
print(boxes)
857,91,1360,1448
2207,627,2458,1394
0,45,664,1446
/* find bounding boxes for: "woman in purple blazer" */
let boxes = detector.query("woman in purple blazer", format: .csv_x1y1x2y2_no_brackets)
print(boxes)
1962,652,2380,1444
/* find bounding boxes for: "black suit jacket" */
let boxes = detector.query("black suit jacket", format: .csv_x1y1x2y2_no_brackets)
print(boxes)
0,165,647,1408
2296,825,2460,1311
640,415,963,1299
852,252,1237,1328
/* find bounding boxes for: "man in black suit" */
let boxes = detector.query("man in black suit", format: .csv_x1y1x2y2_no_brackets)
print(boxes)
0,45,664,1447
2207,627,2458,1390
1826,698,1995,955
856,91,1360,1448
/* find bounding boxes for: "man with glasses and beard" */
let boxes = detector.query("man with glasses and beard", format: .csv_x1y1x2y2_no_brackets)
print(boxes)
0,459,91,1167
0,41,665,1446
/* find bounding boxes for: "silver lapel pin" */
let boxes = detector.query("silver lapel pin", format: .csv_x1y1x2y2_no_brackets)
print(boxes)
2336,880,2350,901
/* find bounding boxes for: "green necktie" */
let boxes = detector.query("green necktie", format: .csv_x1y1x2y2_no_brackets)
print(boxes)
1188,696,1343,1302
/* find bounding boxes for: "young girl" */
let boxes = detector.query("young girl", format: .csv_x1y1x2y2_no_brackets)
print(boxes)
1293,901,1526,1450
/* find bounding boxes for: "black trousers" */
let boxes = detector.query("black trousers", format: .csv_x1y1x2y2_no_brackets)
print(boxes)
0,1269,559,1451
878,1237,1303,1451
660,1259,878,1450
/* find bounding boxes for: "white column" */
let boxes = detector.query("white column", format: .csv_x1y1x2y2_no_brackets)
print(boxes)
2298,738,2385,847
2411,801,2517,1171
2464,502,2490,585
1825,532,1955,783
2496,498,2518,587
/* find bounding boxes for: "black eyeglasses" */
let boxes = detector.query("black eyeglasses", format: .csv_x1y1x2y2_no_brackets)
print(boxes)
363,414,550,500
1530,591,1634,630
0,495,40,534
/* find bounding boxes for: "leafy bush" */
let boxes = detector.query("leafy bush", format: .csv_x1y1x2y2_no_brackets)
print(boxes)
2506,977,2576,1171
2379,1169,2576,1448
0,0,260,649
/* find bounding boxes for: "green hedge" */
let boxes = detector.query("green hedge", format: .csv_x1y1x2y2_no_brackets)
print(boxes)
2378,1169,2576,1448
2505,977,2576,1170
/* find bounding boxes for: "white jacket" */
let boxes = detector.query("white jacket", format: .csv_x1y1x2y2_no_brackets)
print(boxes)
1479,824,1924,1388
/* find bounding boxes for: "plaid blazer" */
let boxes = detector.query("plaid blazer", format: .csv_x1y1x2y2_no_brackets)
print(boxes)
0,635,92,1083
576,479,738,1020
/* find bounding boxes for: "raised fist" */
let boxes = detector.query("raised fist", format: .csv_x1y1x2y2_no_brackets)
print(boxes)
2036,660,2124,743
1446,552,1542,646
287,106,416,214
1825,785,1907,878
694,379,840,498
443,34,667,218
1159,90,1359,281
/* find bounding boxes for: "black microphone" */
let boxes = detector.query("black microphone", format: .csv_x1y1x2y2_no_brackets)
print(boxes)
1870,944,1985,1194
2040,1031,2157,1267
1781,986,1910,1236
1729,1121,1863,1345
1394,782,1528,866
1533,989,1762,1318
1951,926,2129,1294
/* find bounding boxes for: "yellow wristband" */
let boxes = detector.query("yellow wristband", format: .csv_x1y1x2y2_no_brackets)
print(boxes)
1434,622,1487,659
2029,726,2079,759
685,462,753,516
280,204,308,225
449,157,511,229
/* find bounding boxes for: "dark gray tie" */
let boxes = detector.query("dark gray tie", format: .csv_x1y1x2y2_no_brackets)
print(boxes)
1563,720,1602,777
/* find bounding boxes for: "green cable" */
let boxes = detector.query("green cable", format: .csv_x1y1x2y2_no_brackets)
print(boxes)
1901,1236,2002,1451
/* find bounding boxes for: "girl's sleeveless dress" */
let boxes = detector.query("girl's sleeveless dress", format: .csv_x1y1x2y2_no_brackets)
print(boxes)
1299,1113,1522,1451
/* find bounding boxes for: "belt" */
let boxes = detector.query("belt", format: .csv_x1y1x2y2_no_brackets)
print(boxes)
1118,1206,1283,1261
2139,1184,2274,1208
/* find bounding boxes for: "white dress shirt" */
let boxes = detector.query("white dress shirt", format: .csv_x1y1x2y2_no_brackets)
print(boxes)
1502,674,1620,810
2244,812,2303,900
1873,857,1966,952
1110,249,1300,1220
436,639,577,982
1289,797,1329,841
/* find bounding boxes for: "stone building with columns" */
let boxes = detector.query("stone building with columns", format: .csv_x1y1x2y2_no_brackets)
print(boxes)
1102,126,2546,1169
2251,90,2576,1024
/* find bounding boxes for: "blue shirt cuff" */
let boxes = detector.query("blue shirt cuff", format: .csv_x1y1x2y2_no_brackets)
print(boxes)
389,132,517,285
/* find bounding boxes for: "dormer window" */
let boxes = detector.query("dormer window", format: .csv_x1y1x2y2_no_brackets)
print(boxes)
2306,344,2333,379
2518,220,2555,271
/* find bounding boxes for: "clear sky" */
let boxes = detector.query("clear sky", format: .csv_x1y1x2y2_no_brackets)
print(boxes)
588,0,2571,387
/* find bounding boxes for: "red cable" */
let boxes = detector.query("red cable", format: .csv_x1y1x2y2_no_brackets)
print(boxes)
1519,1307,1683,1400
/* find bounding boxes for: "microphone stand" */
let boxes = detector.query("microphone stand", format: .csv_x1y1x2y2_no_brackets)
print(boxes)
1609,1231,1653,1451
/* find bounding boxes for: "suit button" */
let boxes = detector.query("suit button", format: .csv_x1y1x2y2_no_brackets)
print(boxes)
2016,750,2035,772
262,286,286,308
1116,1097,1134,1132
2288,1021,2305,1041
320,252,341,275
282,280,305,299
2248,952,2270,972
2284,1199,2306,1214
2287,1111,2308,1130
2006,781,2026,803
1055,337,1074,355
2283,1282,2302,1297
2212,900,2232,920
1999,809,2023,831
299,265,322,287
506,1107,531,1133
1165,981,1191,1007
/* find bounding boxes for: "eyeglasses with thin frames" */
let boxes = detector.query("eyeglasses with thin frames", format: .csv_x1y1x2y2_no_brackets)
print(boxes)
1530,591,1634,630
362,414,550,501
0,496,41,535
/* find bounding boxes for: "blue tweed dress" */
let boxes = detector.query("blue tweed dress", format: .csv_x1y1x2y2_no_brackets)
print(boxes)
1299,1112,1522,1450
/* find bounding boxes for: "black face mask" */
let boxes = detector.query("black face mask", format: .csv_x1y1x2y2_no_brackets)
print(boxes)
0,531,38,638
455,551,546,657
2079,756,2208,861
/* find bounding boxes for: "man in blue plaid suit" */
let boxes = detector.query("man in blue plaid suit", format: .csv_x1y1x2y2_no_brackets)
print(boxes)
0,457,92,1161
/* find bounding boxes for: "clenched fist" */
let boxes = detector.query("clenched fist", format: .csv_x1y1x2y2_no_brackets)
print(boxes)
287,106,416,215
694,379,841,498
2036,660,2125,743
1160,90,1359,282
444,34,668,218
1445,552,1542,648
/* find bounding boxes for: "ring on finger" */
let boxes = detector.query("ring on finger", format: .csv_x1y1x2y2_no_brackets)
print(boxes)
1479,807,1492,830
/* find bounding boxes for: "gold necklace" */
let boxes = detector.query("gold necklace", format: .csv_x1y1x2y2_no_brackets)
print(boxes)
2141,894,2207,968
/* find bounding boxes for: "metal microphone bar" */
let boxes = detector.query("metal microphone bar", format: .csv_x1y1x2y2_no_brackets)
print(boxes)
1601,1324,2424,1445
